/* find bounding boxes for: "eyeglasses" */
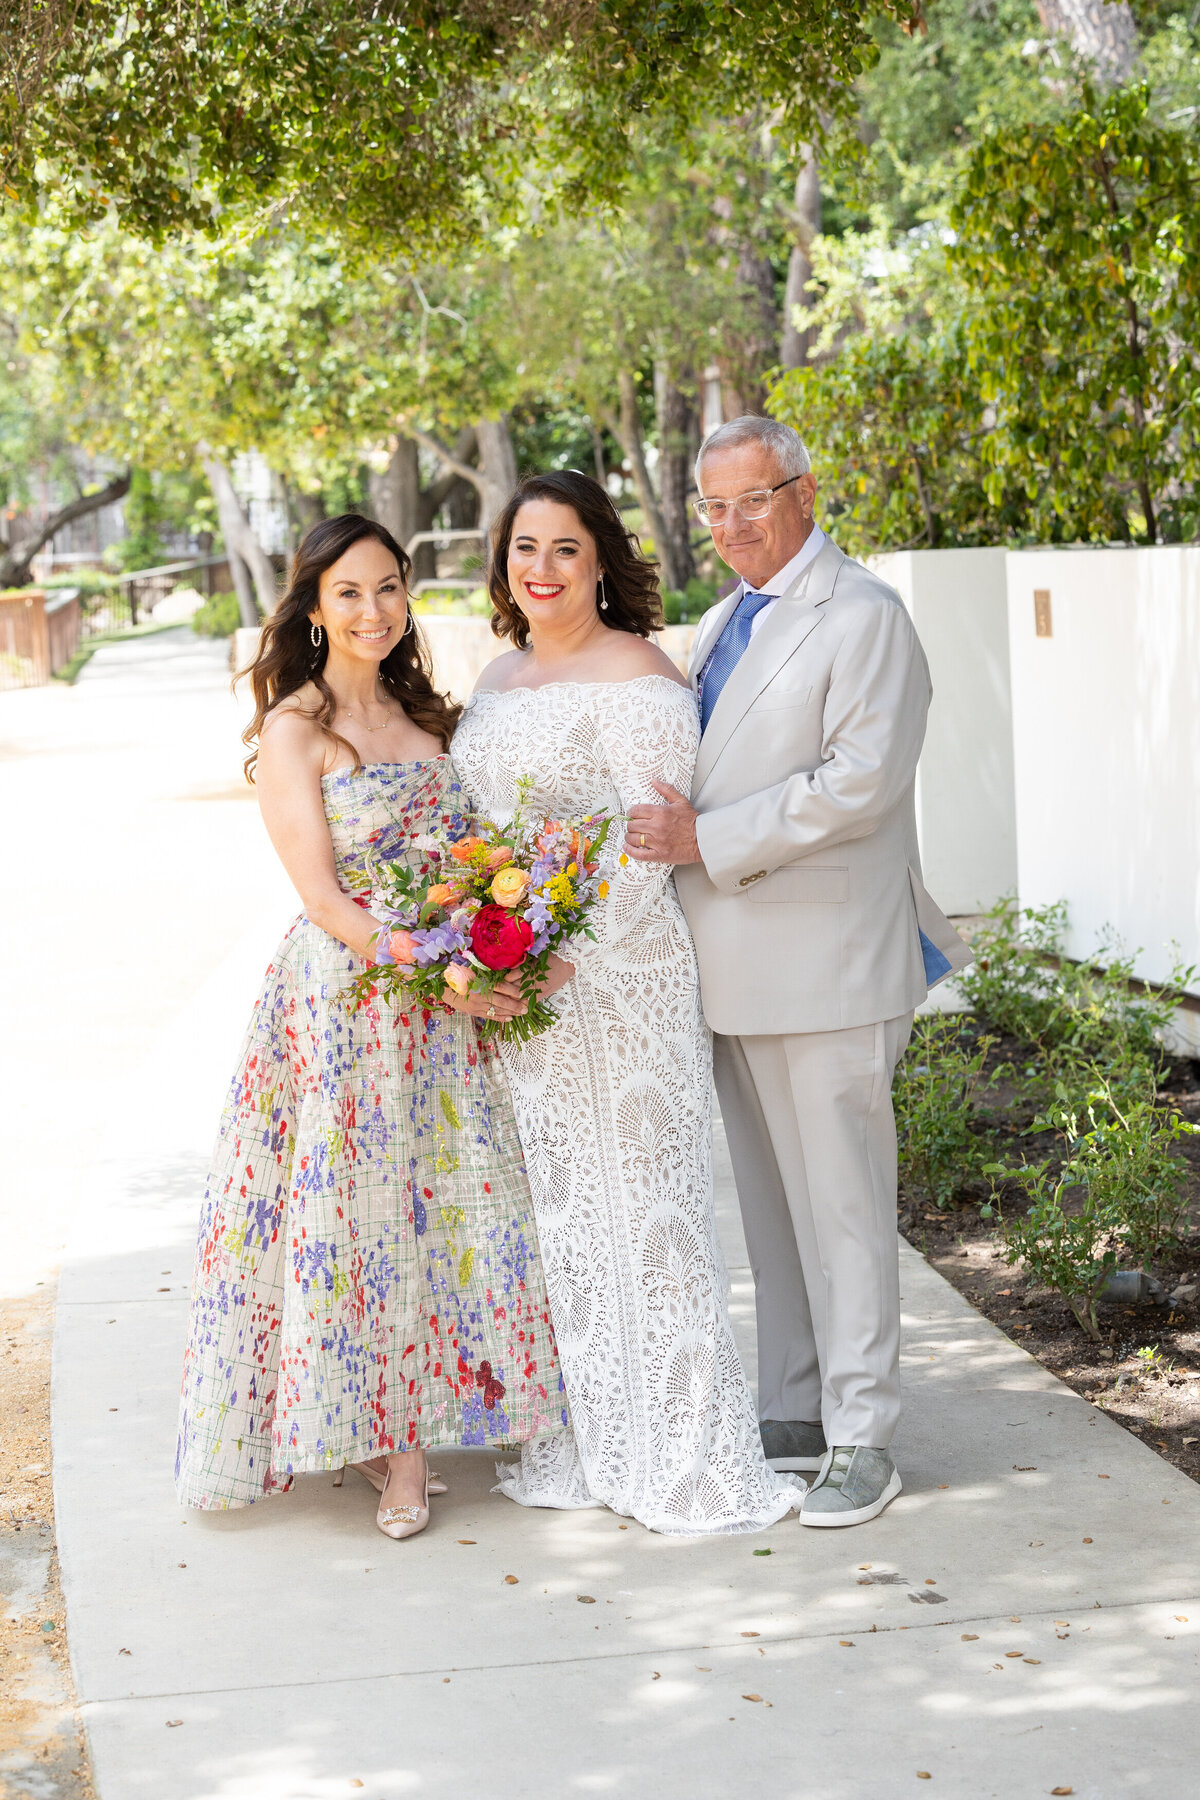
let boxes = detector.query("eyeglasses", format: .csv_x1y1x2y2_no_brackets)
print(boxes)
693,476,800,526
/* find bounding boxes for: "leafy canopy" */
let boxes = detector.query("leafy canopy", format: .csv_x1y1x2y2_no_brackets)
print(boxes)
2,1,926,248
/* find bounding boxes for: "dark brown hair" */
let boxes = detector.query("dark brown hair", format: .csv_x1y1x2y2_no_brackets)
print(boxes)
487,470,663,649
242,513,461,781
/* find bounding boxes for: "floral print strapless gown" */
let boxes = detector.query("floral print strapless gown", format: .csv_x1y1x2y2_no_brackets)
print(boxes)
176,756,566,1510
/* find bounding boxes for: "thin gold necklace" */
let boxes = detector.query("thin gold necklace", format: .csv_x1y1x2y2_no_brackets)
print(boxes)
339,687,393,733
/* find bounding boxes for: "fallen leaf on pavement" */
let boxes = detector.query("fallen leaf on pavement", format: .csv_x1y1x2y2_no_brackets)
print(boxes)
917,1773,931,1781
504,1575,518,1584
1051,1788,1073,1795
166,1720,182,1728
457,1539,476,1545
839,1640,854,1647
1005,1651,1023,1658
961,1634,978,1641
742,1693,763,1703
740,1631,759,1638
577,1595,595,1604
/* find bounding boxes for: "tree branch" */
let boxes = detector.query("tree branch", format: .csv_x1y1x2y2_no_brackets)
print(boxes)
0,470,130,588
406,425,486,497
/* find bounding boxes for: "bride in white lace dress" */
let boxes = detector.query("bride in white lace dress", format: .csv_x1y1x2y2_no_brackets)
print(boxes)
451,472,796,1534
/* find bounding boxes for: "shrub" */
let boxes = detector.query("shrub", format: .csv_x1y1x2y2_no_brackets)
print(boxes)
191,591,241,638
661,577,720,625
989,1075,1199,1336
894,1015,993,1209
959,897,1192,1072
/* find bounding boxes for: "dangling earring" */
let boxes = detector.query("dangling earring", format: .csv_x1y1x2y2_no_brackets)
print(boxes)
598,575,608,612
310,621,323,647
401,611,418,664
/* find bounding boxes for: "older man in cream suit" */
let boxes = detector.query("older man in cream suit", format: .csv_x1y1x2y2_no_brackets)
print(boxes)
626,415,969,1527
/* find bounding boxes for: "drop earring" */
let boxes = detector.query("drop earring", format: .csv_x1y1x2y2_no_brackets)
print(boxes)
598,575,608,612
310,621,323,647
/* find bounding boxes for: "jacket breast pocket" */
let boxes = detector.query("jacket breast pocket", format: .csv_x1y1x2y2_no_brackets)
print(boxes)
749,683,814,713
747,865,849,904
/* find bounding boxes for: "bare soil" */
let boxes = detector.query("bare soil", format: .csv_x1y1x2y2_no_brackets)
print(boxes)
0,1285,95,1800
900,1044,1200,1486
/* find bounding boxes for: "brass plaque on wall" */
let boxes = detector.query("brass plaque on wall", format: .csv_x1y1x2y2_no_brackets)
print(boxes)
1034,589,1053,637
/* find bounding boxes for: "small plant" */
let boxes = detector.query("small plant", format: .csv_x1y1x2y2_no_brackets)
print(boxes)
959,897,1193,1074
987,1075,1199,1337
894,1015,993,1209
191,590,241,638
989,1155,1118,1339
1135,1343,1174,1377
1042,1076,1197,1265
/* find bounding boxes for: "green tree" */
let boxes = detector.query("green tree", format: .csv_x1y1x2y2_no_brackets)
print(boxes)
2,1,927,249
952,83,1200,542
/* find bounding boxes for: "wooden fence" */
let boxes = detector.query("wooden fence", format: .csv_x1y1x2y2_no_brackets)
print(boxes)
0,589,84,691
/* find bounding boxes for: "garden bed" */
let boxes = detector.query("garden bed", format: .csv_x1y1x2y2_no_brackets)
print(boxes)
895,901,1200,1486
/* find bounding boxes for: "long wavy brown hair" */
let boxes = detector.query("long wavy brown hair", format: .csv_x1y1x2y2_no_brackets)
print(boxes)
242,513,461,781
488,470,663,649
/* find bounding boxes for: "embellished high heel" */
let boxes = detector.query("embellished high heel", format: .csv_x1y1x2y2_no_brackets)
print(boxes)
352,1457,446,1497
373,1459,430,1541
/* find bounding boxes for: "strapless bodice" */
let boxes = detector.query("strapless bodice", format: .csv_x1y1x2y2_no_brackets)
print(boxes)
319,756,467,895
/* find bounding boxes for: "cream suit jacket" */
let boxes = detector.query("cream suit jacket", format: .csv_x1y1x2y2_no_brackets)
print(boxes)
673,537,971,1036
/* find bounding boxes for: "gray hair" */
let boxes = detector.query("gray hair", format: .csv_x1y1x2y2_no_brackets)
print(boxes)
695,415,811,489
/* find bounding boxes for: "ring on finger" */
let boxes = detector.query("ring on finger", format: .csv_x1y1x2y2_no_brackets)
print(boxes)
640,834,646,847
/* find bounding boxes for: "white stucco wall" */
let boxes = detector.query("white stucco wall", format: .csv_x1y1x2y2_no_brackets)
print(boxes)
1006,546,1200,1000
872,547,1017,917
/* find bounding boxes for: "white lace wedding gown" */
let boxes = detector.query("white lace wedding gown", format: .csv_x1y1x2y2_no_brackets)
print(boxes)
452,674,797,1534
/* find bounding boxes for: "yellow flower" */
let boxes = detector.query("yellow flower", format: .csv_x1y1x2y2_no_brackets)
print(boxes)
619,853,629,867
490,865,531,908
598,881,609,898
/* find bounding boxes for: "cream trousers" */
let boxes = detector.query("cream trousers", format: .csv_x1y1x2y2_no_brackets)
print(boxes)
713,1013,913,1448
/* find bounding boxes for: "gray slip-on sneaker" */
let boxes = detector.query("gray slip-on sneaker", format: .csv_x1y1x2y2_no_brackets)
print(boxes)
760,1418,828,1474
799,1446,902,1528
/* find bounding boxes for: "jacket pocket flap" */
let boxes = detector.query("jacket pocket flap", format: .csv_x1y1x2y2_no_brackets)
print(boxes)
749,684,814,712
748,865,849,904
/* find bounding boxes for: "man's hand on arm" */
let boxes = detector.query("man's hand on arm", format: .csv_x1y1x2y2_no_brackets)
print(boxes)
623,782,702,866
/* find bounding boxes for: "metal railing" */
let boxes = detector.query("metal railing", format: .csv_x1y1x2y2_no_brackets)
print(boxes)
405,528,486,595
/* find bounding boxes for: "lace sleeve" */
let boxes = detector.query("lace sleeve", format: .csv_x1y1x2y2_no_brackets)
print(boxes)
568,678,699,970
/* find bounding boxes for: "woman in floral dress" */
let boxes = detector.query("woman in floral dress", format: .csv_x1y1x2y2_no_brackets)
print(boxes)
176,515,564,1537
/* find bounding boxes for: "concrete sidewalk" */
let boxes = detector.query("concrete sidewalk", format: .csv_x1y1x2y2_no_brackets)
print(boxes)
24,633,1200,1798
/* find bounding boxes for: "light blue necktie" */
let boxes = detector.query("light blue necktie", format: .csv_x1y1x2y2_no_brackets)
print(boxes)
698,588,775,730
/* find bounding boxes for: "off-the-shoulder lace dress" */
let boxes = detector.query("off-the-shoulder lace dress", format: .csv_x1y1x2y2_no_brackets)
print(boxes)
452,675,797,1534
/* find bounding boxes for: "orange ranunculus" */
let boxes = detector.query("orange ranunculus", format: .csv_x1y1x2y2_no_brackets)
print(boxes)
448,836,488,864
443,962,473,996
427,882,462,907
490,865,530,909
486,844,515,871
388,930,418,965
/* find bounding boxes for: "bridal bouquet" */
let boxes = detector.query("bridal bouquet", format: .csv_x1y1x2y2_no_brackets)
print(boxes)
349,778,615,1043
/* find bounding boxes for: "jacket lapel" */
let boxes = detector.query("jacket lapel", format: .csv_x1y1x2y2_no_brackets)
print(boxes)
692,538,846,796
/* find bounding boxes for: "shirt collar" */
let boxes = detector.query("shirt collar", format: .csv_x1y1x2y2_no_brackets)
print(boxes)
740,523,826,599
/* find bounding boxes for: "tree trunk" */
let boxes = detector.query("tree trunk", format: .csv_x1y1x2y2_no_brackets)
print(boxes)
599,371,675,584
369,435,436,582
1036,0,1138,84
405,420,513,534
474,417,518,527
736,243,780,411
293,490,326,533
0,471,131,589
780,145,822,371
652,360,697,592
202,455,278,625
